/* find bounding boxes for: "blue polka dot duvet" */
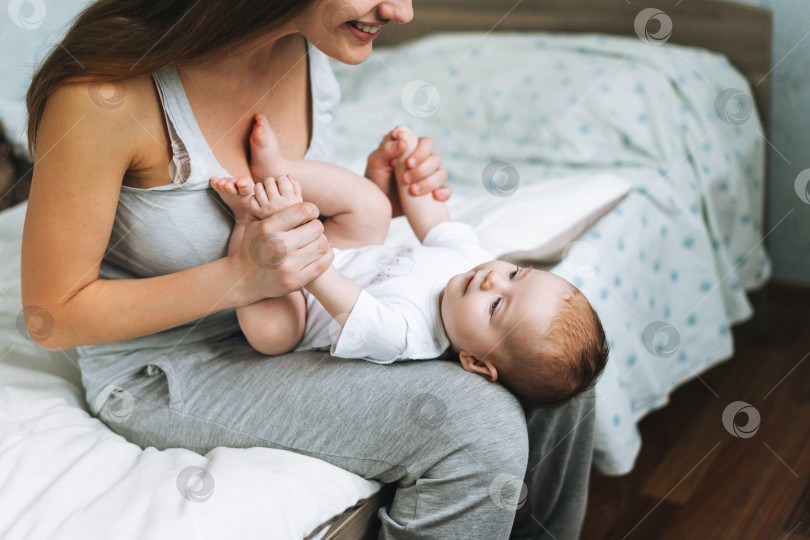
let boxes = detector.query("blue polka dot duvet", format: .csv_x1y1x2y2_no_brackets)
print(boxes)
329,32,770,475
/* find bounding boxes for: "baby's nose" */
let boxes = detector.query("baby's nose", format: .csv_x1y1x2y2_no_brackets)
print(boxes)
482,270,501,289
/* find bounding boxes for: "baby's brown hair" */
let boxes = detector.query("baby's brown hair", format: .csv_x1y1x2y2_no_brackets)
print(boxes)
498,288,609,405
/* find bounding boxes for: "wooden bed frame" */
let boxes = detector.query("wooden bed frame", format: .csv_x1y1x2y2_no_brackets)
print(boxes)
314,1,773,538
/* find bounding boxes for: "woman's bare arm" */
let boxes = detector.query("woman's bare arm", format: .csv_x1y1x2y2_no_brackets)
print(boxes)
21,81,331,351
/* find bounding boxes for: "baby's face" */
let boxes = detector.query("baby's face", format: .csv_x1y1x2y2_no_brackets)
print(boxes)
440,261,574,361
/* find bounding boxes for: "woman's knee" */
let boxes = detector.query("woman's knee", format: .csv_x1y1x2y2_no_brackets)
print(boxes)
428,378,529,477
471,387,529,475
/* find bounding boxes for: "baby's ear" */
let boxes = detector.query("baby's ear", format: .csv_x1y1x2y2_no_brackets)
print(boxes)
459,351,499,382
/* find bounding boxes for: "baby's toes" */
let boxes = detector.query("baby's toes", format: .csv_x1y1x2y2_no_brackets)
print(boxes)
236,177,254,197
211,176,234,195
280,175,304,204
248,182,275,220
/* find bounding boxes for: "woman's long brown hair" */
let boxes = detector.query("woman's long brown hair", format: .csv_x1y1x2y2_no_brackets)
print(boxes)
26,0,312,156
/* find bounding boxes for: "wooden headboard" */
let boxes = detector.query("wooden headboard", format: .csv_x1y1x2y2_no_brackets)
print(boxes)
375,0,773,128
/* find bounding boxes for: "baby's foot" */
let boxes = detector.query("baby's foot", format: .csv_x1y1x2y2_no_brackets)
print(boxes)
210,176,255,223
390,125,419,186
249,174,304,220
249,113,288,183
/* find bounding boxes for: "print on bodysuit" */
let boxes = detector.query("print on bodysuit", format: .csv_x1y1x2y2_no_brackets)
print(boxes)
372,247,415,284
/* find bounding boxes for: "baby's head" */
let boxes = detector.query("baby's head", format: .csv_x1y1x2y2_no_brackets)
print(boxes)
439,260,609,405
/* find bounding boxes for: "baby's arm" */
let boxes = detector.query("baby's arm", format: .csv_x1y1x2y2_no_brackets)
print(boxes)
391,126,451,243
249,114,391,249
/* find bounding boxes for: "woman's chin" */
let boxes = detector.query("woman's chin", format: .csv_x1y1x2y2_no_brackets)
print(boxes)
333,45,372,65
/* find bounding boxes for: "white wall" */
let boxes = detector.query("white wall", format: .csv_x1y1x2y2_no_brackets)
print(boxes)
731,0,810,285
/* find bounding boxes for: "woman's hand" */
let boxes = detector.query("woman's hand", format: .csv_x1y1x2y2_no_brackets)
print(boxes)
365,127,451,218
230,201,334,304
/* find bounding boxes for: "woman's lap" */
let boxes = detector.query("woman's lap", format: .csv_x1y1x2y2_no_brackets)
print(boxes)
98,335,594,539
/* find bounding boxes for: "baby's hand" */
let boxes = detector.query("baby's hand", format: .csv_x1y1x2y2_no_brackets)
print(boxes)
211,176,255,224
249,174,304,220
389,126,419,190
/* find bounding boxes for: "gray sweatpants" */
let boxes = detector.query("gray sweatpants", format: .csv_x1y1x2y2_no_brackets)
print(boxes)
98,335,595,539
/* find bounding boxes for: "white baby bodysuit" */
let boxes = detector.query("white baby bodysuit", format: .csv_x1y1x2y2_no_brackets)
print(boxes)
295,222,492,362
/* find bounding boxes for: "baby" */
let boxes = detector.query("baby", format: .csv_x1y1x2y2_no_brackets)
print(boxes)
211,116,609,405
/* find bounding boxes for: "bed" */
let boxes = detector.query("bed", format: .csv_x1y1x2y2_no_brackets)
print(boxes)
0,0,772,538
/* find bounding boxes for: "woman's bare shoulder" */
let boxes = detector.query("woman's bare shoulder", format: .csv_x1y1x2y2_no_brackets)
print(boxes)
40,75,166,159
43,75,158,134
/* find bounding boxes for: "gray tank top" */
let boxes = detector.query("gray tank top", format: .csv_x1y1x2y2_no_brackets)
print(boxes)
77,39,342,415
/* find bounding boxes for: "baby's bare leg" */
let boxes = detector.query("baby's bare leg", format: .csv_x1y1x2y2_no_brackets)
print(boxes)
249,113,392,248
210,175,306,356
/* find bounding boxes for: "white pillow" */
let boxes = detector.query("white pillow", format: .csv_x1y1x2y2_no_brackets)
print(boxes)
385,172,632,263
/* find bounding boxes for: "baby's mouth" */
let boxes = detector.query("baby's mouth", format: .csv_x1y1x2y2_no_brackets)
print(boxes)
463,273,474,295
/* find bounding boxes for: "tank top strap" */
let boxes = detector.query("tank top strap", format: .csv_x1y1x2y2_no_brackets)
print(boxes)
151,67,228,190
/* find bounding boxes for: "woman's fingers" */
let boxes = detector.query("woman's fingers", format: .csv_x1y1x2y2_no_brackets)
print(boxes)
275,217,325,254
410,165,448,196
295,236,335,284
403,153,442,184
431,184,453,202
259,201,320,235
299,249,335,286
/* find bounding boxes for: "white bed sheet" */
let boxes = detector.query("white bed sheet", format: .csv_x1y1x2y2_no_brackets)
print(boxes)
330,32,770,475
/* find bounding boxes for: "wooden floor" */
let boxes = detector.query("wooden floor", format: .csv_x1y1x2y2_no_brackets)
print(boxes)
581,284,810,540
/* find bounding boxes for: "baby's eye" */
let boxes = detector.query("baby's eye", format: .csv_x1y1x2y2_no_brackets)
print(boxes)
490,297,501,316
509,267,520,280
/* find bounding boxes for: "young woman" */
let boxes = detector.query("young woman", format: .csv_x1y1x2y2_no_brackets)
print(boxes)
21,1,596,537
